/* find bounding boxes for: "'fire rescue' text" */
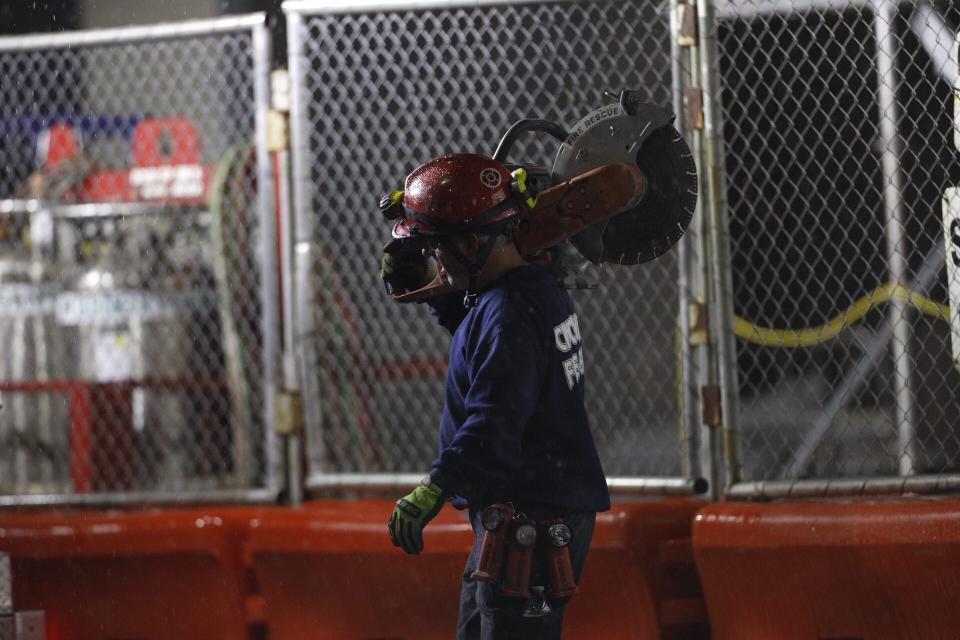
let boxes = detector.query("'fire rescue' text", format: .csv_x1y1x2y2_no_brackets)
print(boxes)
554,313,585,390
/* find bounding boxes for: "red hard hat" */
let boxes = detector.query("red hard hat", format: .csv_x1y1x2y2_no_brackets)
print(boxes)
391,153,519,239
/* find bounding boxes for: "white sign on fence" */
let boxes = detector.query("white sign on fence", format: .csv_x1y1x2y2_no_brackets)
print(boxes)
955,38,960,152
942,187,960,372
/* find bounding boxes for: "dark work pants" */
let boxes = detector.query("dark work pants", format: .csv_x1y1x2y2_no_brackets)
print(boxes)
456,507,596,640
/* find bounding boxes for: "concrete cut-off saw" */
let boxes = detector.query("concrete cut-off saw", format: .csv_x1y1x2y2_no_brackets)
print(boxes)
391,89,699,303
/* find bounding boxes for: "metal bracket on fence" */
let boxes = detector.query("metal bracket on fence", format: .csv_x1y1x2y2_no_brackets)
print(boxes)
267,111,289,152
677,2,698,46
268,69,291,152
275,391,304,436
701,385,722,428
689,300,709,346
684,87,705,131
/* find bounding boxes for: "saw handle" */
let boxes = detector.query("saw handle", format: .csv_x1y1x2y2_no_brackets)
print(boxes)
492,119,568,162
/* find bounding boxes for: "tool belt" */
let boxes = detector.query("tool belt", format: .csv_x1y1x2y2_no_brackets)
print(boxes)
470,503,577,600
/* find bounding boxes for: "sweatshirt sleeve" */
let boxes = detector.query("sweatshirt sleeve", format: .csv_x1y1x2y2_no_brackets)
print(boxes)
429,306,543,504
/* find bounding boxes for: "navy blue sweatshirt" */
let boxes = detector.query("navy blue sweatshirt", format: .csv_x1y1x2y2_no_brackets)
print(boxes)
428,264,610,513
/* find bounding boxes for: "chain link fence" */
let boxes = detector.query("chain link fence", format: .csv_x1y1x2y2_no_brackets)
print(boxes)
12,0,952,503
710,0,960,489
286,0,690,484
0,15,279,504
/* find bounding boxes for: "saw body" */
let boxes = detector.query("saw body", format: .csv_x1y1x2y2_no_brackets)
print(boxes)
386,91,698,304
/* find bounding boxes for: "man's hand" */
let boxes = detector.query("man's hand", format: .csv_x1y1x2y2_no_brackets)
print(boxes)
380,238,435,295
388,481,445,555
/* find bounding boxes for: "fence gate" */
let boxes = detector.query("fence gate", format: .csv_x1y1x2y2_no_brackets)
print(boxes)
284,0,704,494
0,15,280,505
703,0,960,497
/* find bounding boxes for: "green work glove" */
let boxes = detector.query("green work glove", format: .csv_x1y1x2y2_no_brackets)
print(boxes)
388,480,445,555
380,238,434,295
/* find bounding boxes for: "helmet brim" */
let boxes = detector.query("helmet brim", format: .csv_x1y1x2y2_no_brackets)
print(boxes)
391,217,442,239
391,219,414,239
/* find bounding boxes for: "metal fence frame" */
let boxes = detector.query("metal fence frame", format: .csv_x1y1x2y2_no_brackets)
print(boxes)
5,0,952,505
283,0,709,498
704,0,960,499
0,14,282,507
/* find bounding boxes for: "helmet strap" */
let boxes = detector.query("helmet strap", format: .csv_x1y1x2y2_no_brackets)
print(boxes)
444,227,505,308
463,276,480,308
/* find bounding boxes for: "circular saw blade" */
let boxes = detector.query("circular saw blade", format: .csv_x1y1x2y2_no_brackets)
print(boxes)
552,103,698,265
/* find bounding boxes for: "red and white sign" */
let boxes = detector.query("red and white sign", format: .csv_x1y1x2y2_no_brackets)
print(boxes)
129,164,205,199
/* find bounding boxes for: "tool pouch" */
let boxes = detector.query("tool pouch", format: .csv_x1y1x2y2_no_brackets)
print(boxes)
470,504,514,583
501,515,537,598
543,520,577,598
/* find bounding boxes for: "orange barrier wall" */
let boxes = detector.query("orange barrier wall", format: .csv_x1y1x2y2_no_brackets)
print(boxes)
0,508,258,640
0,499,706,639
693,498,960,640
247,499,707,640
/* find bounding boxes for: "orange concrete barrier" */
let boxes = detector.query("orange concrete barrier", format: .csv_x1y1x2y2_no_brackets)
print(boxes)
569,499,708,639
247,499,707,639
693,498,960,640
0,507,260,640
247,500,472,640
0,498,707,639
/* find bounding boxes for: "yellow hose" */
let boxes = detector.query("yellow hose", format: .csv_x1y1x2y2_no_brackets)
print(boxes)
733,283,951,348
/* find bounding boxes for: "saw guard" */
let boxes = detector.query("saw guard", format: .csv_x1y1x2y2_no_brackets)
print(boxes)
552,101,697,265
392,163,646,303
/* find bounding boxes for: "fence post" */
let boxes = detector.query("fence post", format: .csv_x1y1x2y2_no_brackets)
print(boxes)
696,0,742,490
873,0,917,476
285,9,327,489
671,0,710,495
253,18,282,498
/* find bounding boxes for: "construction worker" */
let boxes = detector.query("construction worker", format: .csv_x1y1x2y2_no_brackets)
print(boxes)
382,153,610,639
